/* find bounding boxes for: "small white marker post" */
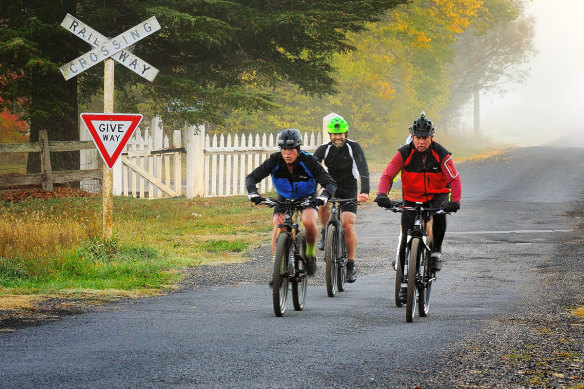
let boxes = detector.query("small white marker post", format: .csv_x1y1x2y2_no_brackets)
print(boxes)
60,15,160,241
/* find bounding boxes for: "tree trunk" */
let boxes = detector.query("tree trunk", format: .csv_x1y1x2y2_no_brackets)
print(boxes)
474,90,481,138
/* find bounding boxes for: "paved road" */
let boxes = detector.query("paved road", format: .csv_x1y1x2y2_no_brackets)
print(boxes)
1,145,583,388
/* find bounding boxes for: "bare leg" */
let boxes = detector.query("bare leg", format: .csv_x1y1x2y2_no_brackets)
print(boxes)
271,213,285,254
318,204,331,229
341,211,357,260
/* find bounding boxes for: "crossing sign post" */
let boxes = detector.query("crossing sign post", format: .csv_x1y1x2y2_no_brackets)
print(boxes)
80,113,143,169
61,14,159,241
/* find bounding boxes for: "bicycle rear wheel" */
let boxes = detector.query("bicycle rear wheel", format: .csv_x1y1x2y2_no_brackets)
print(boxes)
273,232,290,317
418,246,432,317
292,231,308,310
394,242,406,307
325,224,338,297
337,232,347,292
406,238,421,323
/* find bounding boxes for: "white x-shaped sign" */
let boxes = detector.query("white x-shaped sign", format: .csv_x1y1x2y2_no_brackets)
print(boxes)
60,14,160,82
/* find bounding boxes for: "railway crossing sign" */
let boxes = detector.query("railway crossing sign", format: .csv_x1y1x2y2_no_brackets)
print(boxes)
60,14,160,81
80,113,143,169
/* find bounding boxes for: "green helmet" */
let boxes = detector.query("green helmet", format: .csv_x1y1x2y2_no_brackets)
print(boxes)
327,117,349,134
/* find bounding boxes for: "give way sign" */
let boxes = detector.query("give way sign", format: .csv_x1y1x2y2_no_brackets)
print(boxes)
81,113,143,169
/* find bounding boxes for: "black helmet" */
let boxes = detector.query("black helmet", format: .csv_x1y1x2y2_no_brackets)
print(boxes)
409,111,435,137
277,128,302,149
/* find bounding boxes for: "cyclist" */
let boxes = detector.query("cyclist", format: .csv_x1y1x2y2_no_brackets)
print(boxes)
375,112,461,273
246,128,337,279
313,116,370,283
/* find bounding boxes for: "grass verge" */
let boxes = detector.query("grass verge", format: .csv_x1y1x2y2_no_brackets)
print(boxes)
0,195,273,304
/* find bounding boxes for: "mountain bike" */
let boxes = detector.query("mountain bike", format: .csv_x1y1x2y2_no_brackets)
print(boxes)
388,202,447,323
323,198,357,297
261,197,311,317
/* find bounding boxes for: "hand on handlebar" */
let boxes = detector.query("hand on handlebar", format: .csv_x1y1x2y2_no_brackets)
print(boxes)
440,201,460,213
316,190,331,206
357,193,369,203
248,192,263,205
374,194,393,208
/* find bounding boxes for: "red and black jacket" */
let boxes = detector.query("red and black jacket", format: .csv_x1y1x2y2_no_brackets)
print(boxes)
399,142,451,202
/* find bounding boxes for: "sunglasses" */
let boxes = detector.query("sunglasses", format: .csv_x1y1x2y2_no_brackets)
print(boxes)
278,139,297,147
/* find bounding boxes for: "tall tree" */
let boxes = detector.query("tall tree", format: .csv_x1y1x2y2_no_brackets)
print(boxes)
441,1,535,136
0,0,404,173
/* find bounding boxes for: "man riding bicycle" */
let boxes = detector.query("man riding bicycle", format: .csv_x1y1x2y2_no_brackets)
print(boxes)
313,116,370,283
246,128,337,279
375,112,461,272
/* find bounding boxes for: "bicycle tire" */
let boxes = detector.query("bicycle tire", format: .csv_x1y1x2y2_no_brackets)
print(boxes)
394,242,405,307
337,232,347,292
406,238,421,323
418,244,433,317
273,232,290,317
292,231,308,310
325,224,338,297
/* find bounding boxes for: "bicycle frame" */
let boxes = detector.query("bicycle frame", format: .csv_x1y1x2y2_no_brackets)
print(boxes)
266,198,310,276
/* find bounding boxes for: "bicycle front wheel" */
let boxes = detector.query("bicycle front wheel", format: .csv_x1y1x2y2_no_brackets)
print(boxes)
406,238,421,323
325,224,338,297
292,231,308,311
418,246,432,317
273,232,290,317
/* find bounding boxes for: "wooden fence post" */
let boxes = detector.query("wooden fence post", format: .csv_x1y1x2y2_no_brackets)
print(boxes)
39,129,54,191
185,123,193,199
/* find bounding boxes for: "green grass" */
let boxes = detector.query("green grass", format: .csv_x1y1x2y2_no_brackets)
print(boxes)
0,195,273,298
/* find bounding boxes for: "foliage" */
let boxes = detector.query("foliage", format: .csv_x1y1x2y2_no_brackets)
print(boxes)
0,109,28,143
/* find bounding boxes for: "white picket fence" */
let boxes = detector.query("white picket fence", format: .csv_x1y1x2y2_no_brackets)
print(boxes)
185,124,322,198
80,113,339,198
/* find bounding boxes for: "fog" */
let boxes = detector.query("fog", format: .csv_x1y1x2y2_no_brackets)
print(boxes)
461,0,584,147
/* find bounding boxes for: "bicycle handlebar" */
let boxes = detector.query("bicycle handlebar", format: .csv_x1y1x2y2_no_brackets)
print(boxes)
388,204,447,215
328,197,358,205
260,197,312,209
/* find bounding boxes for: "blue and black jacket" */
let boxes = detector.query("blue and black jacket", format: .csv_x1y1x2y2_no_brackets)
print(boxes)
246,151,337,200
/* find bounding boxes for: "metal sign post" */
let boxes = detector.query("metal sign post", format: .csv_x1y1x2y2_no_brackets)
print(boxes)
60,14,160,241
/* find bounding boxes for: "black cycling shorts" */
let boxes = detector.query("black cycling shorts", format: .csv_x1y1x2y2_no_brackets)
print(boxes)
333,187,358,214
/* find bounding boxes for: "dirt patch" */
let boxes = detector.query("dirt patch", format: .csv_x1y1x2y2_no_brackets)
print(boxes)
0,184,97,203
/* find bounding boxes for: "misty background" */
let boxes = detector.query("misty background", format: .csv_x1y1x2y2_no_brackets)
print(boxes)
465,0,584,147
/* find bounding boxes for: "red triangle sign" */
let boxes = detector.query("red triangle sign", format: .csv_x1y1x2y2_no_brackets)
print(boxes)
80,113,143,169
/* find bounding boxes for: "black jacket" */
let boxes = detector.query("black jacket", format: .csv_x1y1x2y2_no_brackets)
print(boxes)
313,139,370,194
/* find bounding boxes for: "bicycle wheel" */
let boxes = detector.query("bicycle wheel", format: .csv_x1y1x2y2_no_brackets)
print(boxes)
406,238,421,323
273,232,290,317
325,224,338,297
337,232,347,292
394,242,406,307
418,247,432,317
292,231,308,311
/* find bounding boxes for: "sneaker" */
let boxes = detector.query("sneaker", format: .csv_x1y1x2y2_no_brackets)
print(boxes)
317,228,325,251
346,261,357,283
430,251,442,271
306,256,317,276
